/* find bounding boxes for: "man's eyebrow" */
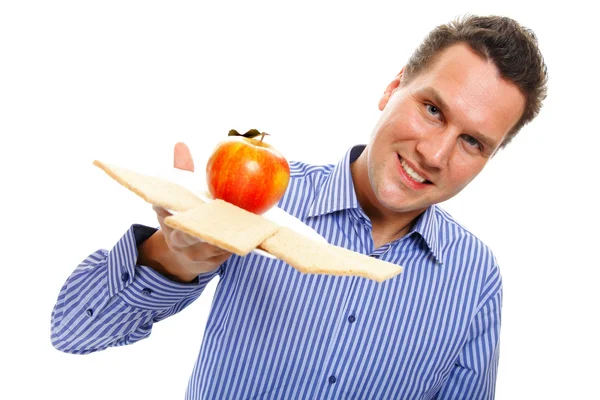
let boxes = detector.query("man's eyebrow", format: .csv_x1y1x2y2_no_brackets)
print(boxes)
415,86,500,152
416,87,450,115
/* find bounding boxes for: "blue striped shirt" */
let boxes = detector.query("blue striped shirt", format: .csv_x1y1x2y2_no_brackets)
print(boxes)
51,145,502,399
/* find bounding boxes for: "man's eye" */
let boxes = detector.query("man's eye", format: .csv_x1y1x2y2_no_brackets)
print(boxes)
463,135,482,149
426,104,440,117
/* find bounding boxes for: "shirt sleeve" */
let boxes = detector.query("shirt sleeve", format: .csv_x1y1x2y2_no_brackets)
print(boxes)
436,264,503,400
50,224,223,355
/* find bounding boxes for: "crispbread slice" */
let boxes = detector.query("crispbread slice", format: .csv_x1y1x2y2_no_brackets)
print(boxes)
164,199,280,256
93,160,205,212
93,159,402,281
260,227,403,282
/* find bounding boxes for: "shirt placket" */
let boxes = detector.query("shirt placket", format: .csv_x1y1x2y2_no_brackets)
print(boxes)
316,210,375,397
315,275,361,398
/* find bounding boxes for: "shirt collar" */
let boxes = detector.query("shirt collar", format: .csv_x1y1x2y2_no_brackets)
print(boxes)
306,145,364,218
408,204,444,265
307,144,444,264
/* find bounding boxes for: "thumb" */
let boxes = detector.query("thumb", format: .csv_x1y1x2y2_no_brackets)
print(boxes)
174,142,195,172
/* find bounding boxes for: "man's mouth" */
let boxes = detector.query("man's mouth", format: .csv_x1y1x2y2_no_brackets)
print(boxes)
398,155,432,184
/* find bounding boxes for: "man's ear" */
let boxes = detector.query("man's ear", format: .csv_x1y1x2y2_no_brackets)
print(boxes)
378,68,404,111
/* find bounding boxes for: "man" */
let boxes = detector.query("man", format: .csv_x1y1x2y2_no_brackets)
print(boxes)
51,14,548,399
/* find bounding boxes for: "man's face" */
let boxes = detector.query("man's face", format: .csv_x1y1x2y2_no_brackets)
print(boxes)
364,43,526,215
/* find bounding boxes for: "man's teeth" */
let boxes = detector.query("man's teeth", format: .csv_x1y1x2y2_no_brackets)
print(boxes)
400,158,427,183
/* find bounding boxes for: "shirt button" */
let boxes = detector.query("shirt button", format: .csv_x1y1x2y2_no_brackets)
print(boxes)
328,375,337,384
120,272,130,282
348,314,356,323
86,309,93,317
142,288,152,296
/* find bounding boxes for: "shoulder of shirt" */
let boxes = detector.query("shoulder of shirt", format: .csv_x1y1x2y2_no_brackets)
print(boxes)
432,205,499,269
432,206,503,305
275,160,335,218
288,159,334,179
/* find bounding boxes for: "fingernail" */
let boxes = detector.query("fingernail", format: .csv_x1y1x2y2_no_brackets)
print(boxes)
180,230,202,246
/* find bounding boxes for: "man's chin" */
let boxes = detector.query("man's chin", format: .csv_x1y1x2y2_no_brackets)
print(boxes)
375,194,428,215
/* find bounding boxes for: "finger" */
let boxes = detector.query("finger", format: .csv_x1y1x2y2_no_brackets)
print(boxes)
153,205,172,218
156,217,171,235
152,206,172,235
174,142,195,172
206,251,232,265
200,243,231,258
169,230,230,257
181,244,232,262
170,229,203,248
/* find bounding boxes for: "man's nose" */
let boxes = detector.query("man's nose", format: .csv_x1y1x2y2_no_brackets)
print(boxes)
415,129,456,170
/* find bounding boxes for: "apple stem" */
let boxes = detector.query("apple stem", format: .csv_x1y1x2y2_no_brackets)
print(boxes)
229,129,270,142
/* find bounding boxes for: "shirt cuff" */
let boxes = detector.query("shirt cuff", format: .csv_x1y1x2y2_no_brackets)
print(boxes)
106,224,220,310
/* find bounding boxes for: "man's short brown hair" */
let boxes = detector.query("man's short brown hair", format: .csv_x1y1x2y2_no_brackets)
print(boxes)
403,14,548,149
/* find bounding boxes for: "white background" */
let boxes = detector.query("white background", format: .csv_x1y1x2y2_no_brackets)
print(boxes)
1,0,598,399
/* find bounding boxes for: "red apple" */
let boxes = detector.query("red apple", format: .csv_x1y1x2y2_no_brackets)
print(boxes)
206,129,290,214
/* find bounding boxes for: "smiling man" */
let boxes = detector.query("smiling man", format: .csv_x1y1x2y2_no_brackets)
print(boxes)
51,15,548,400
352,41,529,248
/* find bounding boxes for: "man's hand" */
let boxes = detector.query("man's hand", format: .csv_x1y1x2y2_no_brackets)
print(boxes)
137,142,232,283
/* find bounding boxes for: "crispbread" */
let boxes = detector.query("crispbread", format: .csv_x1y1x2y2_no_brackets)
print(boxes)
93,160,205,212
94,159,404,282
260,227,403,282
163,199,280,256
